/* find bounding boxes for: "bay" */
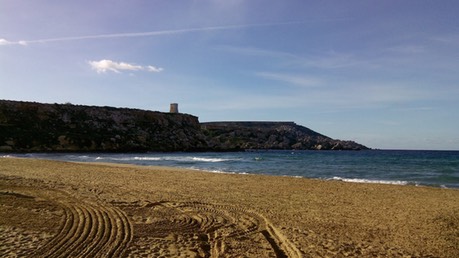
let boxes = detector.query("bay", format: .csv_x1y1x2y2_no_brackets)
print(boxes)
6,150,459,189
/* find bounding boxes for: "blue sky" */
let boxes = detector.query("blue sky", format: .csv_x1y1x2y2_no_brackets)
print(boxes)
1,1,458,150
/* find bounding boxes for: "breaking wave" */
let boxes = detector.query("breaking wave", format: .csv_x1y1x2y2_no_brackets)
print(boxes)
330,176,411,186
4,150,458,188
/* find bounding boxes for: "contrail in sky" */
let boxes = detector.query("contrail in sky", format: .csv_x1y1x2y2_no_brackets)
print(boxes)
0,20,334,46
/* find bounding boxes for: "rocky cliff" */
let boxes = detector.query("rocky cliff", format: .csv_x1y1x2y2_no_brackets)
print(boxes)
0,100,208,152
0,100,368,152
201,122,368,150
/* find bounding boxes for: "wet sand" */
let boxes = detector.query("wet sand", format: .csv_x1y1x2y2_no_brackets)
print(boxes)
1,157,458,257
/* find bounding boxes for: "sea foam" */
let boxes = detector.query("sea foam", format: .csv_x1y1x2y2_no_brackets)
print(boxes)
331,176,409,186
191,157,232,162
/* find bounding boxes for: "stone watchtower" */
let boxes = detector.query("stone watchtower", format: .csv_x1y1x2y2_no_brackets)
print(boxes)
170,103,179,113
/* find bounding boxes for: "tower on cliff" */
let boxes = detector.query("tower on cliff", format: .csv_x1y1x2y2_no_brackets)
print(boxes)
170,103,179,113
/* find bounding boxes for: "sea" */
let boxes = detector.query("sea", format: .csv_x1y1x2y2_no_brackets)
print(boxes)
4,150,459,189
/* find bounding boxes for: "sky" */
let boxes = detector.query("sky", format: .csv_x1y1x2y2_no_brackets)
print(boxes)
1,0,459,150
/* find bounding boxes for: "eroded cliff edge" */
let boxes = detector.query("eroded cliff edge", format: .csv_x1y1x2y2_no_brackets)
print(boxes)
202,122,367,150
0,100,368,152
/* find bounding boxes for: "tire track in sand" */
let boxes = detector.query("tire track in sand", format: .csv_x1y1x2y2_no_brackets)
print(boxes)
188,202,302,258
30,190,133,258
120,201,301,258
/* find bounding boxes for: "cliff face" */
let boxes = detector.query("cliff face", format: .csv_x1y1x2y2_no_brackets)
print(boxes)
0,100,368,152
201,122,368,151
0,100,208,152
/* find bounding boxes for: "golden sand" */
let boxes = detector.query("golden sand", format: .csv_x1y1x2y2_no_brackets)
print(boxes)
1,157,458,257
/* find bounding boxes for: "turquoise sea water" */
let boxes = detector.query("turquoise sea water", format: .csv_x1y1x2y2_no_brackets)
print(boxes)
5,150,459,188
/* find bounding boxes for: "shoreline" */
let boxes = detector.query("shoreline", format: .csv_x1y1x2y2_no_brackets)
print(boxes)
1,157,459,257
3,154,456,189
15,157,459,190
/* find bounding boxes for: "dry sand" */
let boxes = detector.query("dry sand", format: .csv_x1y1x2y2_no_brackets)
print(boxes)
1,157,458,257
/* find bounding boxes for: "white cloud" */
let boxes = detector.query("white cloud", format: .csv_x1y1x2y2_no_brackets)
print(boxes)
88,59,163,74
0,38,27,46
432,34,459,44
256,72,322,87
221,46,366,69
146,65,163,72
0,39,13,45
1,22,312,47
386,45,425,54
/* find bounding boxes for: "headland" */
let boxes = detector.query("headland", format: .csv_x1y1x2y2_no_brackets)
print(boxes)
0,100,368,152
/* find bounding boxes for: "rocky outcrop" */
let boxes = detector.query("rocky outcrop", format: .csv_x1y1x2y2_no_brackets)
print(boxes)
0,100,368,152
201,122,368,151
0,100,208,152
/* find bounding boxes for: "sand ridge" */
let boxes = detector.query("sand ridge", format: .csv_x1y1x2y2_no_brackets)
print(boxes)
1,157,459,257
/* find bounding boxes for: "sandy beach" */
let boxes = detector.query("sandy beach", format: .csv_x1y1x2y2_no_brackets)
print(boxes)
1,157,458,257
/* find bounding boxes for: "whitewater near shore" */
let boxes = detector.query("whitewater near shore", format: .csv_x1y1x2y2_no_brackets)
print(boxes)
1,158,459,257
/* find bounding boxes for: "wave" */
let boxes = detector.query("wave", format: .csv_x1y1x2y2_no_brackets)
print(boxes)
187,166,250,175
191,157,234,162
7,150,456,189
134,157,162,161
95,156,235,163
330,176,410,186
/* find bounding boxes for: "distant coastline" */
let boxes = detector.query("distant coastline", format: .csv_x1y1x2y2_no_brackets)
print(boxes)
0,100,368,152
